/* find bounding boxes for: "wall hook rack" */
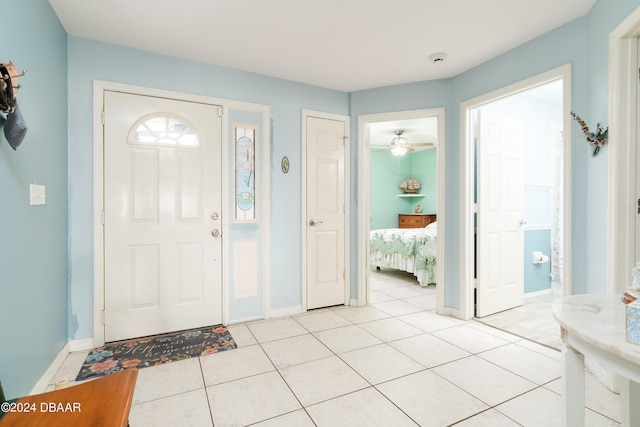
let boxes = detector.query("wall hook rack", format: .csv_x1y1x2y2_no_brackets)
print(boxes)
1,59,26,114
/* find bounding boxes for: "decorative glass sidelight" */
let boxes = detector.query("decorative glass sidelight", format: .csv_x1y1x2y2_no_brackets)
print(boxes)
234,124,256,222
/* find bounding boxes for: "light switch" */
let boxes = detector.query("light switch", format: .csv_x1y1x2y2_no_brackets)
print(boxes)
30,184,46,205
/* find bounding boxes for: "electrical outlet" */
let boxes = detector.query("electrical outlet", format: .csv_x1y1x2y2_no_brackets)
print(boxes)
30,184,46,205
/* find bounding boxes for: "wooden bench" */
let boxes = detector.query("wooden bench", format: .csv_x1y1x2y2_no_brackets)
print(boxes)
0,369,138,427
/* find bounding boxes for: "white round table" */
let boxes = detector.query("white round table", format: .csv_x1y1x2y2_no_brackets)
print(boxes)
552,293,640,426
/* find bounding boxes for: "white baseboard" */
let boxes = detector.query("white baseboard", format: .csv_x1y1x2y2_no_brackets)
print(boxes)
30,341,70,395
69,337,95,352
270,305,303,318
227,315,265,326
525,288,552,299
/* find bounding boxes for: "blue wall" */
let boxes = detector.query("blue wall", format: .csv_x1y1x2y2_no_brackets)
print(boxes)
66,37,349,339
3,0,640,396
0,1,68,398
353,0,640,306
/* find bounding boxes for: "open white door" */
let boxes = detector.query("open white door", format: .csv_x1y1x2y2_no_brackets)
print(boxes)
103,91,223,341
476,109,525,317
306,115,347,309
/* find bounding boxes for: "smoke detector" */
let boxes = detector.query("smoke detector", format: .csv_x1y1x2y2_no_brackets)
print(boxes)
429,52,447,64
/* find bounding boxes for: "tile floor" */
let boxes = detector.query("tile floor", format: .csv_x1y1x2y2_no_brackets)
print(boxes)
475,293,563,350
51,268,620,426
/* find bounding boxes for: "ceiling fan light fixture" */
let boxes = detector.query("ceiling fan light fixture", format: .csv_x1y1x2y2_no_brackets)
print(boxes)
391,136,408,146
391,145,408,156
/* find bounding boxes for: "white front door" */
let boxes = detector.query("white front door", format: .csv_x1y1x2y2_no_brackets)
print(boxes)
476,109,525,317
306,115,347,309
103,91,223,342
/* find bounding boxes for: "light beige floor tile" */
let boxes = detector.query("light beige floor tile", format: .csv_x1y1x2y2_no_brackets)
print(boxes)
369,290,398,304
340,343,424,384
279,356,369,406
132,357,204,404
452,409,521,426
226,323,257,347
431,324,510,354
390,333,470,368
545,371,621,423
200,344,274,385
397,310,467,332
246,317,309,343
260,334,333,369
467,321,523,342
333,305,390,323
358,317,423,342
251,409,315,427
478,343,561,385
313,325,382,354
129,389,212,427
52,351,90,384
432,355,537,406
307,387,419,427
377,370,488,427
371,299,424,316
515,338,562,360
293,309,352,332
207,371,300,426
378,285,426,299
495,387,561,426
496,386,620,427
403,294,438,310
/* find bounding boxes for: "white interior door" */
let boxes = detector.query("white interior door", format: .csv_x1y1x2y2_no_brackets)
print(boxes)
104,91,223,342
476,109,525,317
306,115,347,309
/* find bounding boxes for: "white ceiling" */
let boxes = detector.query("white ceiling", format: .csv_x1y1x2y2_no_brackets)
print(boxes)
48,0,595,92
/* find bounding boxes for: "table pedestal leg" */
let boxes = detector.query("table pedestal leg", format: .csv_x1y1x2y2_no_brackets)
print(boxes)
621,378,640,427
562,342,585,427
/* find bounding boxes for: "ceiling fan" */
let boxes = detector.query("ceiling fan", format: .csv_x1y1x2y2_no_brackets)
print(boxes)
383,130,433,156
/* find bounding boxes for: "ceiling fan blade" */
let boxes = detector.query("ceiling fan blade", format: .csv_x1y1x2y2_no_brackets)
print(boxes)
411,142,434,147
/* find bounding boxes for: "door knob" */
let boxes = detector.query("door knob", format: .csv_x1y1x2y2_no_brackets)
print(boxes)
308,219,324,226
211,229,220,237
519,220,527,226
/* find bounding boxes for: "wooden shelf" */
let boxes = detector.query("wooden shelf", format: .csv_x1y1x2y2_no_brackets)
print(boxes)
397,194,425,198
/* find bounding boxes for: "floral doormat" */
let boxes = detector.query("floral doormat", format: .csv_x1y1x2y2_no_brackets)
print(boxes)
76,325,236,381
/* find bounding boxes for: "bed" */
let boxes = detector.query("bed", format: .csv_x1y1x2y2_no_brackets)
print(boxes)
369,221,437,287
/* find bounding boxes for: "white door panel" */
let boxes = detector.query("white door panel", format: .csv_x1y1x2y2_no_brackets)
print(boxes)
476,110,525,317
306,116,346,309
104,91,222,341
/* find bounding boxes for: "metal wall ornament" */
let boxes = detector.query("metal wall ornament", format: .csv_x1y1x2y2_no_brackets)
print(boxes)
0,58,28,150
570,111,608,157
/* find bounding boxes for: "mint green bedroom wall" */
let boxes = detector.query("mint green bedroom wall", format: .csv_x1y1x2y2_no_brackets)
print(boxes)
0,0,68,398
410,149,437,215
369,148,437,231
369,150,410,230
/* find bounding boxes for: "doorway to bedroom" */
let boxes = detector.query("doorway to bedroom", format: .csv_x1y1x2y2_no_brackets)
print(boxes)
357,108,445,314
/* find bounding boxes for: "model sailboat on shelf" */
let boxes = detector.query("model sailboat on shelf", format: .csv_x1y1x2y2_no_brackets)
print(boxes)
400,178,420,194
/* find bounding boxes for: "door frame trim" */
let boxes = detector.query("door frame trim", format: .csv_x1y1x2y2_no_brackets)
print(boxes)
93,81,271,346
459,64,573,319
356,108,446,312
301,109,351,310
607,5,640,296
